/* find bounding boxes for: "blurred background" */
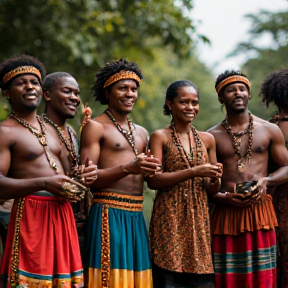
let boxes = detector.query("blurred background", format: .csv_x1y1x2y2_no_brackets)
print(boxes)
1,0,287,222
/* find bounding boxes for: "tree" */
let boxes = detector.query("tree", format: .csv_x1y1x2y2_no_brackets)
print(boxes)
232,10,288,120
0,0,212,127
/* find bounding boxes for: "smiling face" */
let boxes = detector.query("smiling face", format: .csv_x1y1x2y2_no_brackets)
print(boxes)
6,74,43,114
106,79,138,115
44,76,80,120
166,86,199,124
219,82,250,113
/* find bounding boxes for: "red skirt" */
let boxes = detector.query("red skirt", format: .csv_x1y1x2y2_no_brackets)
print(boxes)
0,195,83,288
213,230,277,288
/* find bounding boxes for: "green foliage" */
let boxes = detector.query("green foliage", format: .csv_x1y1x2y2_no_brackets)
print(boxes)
233,10,288,120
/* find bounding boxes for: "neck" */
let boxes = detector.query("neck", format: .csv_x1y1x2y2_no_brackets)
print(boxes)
172,120,191,134
45,111,66,128
11,110,37,123
278,110,288,118
106,108,129,125
226,111,250,127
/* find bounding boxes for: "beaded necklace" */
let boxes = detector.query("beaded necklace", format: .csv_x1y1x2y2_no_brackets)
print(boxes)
170,124,204,197
170,125,203,168
10,112,58,173
221,112,254,173
105,109,138,156
43,114,78,167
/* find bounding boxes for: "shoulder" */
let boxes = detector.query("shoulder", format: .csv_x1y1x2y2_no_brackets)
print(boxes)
253,114,282,135
206,122,223,136
134,123,148,137
150,127,170,144
198,130,216,146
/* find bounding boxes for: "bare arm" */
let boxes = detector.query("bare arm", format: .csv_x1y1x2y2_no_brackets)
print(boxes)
80,120,159,189
265,124,288,186
146,130,222,190
0,126,81,200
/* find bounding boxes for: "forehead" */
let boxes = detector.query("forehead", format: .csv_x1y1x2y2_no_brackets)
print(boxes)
113,79,138,87
176,86,198,98
11,74,40,83
225,82,248,90
55,76,79,89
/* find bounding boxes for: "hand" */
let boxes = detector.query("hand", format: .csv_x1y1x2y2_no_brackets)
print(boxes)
79,158,98,186
44,175,86,201
224,191,255,207
192,163,222,178
250,177,267,203
122,154,161,176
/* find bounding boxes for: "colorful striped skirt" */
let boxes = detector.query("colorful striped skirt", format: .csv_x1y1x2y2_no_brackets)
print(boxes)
0,195,84,288
84,192,152,288
213,229,277,288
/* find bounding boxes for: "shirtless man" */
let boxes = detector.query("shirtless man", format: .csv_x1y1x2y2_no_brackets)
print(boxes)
80,59,159,288
42,72,97,257
208,70,288,288
0,55,84,287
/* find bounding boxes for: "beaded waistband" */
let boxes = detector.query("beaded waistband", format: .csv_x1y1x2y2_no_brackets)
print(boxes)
93,192,143,211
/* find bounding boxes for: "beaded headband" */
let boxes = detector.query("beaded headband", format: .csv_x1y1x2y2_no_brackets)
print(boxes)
216,75,251,94
2,66,42,85
103,70,141,88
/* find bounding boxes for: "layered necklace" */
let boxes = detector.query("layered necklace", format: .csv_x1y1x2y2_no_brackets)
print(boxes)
105,109,138,156
222,113,254,173
10,112,59,173
170,125,203,168
43,113,78,168
170,124,204,196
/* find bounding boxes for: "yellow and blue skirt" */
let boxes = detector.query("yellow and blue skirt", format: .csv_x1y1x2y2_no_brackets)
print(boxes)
84,192,152,288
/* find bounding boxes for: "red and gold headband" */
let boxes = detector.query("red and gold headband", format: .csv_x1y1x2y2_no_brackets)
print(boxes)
216,75,251,94
3,66,42,85
103,70,141,88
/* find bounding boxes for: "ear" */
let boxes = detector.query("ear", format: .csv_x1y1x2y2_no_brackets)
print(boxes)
105,90,109,99
3,89,10,100
218,96,224,105
43,91,51,102
248,93,252,100
165,99,172,111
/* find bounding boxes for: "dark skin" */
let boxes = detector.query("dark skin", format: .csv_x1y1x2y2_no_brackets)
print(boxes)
0,74,82,200
208,82,288,207
80,79,160,195
147,86,222,194
43,75,97,186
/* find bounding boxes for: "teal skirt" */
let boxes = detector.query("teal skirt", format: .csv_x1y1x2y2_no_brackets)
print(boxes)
84,192,152,288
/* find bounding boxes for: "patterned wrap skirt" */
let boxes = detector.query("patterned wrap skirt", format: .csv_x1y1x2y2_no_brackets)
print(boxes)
84,191,152,288
213,230,276,288
0,194,84,288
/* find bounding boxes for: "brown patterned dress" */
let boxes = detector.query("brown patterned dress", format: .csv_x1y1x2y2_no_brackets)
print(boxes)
149,128,214,275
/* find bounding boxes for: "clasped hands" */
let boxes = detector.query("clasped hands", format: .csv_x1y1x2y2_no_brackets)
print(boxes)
122,153,162,177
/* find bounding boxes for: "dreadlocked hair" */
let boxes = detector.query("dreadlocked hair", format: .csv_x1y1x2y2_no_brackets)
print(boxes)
215,70,249,95
0,54,46,90
260,69,288,109
43,72,73,93
92,58,142,105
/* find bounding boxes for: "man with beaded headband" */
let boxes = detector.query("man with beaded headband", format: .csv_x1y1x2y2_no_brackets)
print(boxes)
260,69,288,288
80,58,160,288
207,70,288,288
0,55,85,288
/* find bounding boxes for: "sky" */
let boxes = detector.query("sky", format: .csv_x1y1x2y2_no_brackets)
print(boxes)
192,0,288,76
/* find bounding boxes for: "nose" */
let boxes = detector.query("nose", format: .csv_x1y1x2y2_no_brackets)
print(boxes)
187,102,194,110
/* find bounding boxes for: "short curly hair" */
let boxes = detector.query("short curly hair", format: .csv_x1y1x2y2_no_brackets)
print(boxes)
260,69,288,109
215,70,250,95
92,58,142,105
0,54,46,90
164,80,199,115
